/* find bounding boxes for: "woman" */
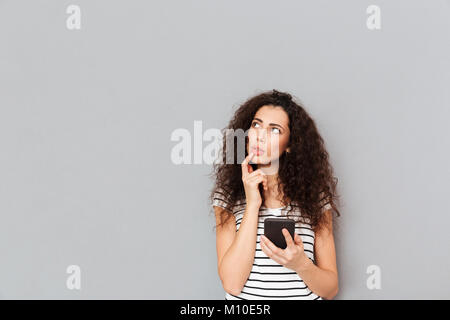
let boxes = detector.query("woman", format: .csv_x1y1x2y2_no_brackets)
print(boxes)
210,89,341,300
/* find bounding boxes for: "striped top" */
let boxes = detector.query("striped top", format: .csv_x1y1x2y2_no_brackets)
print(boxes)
212,189,332,300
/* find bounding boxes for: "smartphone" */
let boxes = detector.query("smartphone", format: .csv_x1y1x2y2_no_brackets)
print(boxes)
263,218,296,249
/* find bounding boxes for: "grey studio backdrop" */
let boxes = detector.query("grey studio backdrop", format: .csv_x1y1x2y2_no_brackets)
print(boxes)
0,0,449,299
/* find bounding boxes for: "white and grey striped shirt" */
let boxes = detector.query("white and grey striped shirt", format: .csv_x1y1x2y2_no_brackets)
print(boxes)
213,189,332,300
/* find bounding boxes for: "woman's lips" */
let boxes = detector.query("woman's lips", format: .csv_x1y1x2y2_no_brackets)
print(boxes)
251,146,264,156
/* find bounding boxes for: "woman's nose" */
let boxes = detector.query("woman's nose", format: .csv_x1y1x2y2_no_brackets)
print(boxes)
257,129,266,143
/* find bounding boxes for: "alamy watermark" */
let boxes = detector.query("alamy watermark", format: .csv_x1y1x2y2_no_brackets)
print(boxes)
170,120,282,172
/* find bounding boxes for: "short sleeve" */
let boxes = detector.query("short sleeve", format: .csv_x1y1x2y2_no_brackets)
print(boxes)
319,192,332,211
212,187,232,211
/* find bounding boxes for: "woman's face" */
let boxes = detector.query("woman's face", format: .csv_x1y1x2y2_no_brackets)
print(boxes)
246,105,290,164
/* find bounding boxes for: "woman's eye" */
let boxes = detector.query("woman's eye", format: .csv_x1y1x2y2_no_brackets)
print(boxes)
252,122,280,134
271,127,281,134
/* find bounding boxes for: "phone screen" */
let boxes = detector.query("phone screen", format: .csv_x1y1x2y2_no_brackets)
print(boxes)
263,218,295,249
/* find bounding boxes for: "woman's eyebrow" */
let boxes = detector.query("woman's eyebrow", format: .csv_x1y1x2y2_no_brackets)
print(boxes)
253,117,285,130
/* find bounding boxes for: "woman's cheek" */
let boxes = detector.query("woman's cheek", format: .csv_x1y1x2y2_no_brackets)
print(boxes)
269,141,285,159
247,130,256,147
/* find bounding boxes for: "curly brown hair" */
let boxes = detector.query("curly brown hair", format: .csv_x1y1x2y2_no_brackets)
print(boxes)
209,89,341,234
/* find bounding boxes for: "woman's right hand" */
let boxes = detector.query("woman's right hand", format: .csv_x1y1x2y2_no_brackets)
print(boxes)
241,152,268,209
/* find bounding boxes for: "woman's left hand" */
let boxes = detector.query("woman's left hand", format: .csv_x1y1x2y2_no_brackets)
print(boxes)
260,229,311,272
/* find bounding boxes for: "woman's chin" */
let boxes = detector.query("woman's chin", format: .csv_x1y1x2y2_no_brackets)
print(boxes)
252,156,270,164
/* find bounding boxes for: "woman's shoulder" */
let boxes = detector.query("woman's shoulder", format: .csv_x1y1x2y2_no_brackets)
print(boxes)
285,202,314,226
212,187,245,214
211,187,231,210
318,191,333,211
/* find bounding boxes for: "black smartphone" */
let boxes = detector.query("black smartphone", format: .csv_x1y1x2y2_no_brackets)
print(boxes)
263,218,296,249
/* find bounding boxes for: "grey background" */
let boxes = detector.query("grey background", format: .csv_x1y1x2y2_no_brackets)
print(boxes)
0,0,449,299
